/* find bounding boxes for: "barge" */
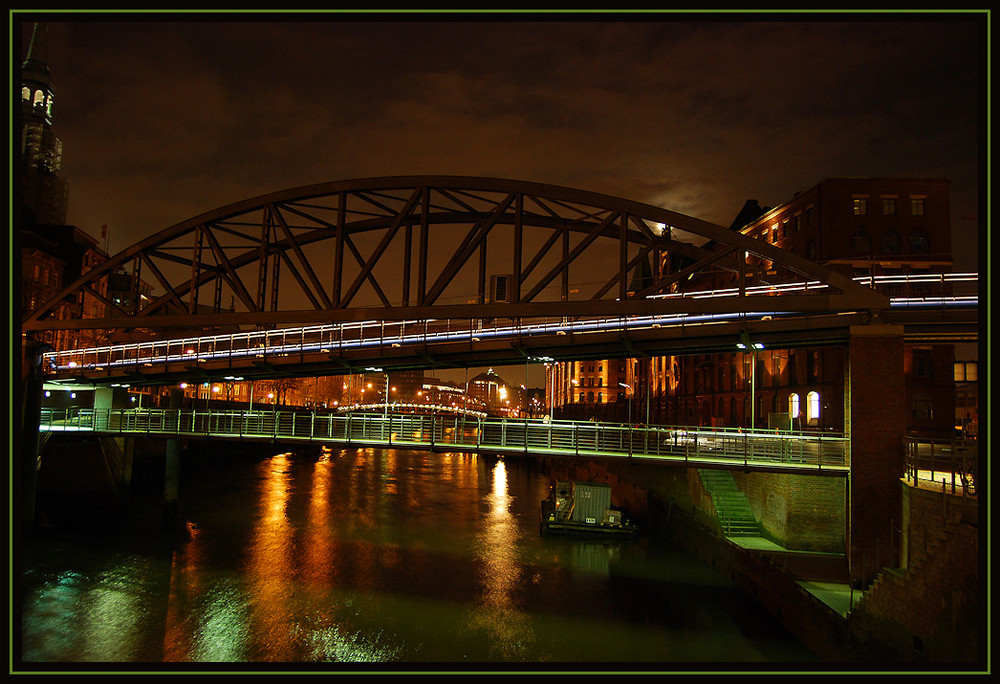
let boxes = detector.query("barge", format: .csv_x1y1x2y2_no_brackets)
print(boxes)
540,480,638,539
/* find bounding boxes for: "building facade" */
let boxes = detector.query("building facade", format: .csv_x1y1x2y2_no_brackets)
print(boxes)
550,178,961,437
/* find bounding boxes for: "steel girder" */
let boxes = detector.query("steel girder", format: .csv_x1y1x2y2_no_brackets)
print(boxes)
22,176,889,334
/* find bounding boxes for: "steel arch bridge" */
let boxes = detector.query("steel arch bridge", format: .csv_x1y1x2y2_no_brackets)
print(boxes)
23,176,889,339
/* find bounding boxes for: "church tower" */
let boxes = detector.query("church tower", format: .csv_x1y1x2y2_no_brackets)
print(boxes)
20,22,69,225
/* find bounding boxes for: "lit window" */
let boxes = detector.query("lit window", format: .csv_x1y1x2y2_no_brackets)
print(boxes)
788,393,800,418
807,391,820,422
954,361,977,382
882,197,896,216
965,362,978,382
852,198,868,216
910,197,926,216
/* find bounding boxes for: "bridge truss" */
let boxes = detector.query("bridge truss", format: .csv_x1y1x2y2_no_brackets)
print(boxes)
23,176,889,339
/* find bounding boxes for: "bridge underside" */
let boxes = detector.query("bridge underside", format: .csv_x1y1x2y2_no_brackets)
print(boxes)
41,303,974,389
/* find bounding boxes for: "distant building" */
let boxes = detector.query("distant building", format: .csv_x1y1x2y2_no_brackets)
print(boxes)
468,368,523,417
20,22,68,226
20,23,103,350
20,23,155,354
550,178,962,437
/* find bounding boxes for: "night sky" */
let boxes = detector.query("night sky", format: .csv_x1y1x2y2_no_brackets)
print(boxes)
17,12,985,274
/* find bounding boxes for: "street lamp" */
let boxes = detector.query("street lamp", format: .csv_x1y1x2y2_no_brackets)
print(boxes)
620,382,633,459
737,335,764,430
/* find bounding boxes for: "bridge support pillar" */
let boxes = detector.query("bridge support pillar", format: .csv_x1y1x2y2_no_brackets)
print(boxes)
19,337,48,528
846,325,906,587
164,388,183,525
94,386,114,411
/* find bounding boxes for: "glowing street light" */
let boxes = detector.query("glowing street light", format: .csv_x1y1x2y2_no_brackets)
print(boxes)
737,333,764,429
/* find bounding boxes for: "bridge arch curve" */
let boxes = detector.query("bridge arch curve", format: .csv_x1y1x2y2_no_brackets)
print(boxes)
24,175,887,333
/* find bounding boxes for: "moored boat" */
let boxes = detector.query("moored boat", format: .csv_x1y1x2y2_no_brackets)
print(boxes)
540,480,638,538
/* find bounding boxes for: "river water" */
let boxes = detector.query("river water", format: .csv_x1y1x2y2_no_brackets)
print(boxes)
18,445,815,669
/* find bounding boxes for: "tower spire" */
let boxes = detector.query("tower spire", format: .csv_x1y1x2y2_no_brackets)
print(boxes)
20,21,68,225
22,22,54,125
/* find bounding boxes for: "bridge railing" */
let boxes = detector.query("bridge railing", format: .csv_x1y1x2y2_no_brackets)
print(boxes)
38,408,850,472
37,273,978,376
903,435,977,497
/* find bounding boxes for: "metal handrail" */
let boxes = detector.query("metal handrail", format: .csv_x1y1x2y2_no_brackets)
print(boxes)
903,435,977,497
38,407,850,473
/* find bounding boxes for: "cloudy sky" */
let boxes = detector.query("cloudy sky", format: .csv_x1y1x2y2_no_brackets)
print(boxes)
18,11,985,274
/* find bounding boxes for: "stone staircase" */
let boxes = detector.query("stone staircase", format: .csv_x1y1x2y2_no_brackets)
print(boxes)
698,469,761,537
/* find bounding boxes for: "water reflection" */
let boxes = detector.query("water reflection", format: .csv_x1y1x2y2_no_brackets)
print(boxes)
245,452,295,660
22,550,172,662
467,459,535,660
20,446,815,665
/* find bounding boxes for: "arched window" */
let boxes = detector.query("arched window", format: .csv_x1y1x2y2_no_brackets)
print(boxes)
587,391,594,403
789,393,800,418
807,391,821,423
597,392,602,403
22,86,31,101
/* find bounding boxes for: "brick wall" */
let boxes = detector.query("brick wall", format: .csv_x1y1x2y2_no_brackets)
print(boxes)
850,483,980,662
737,471,846,552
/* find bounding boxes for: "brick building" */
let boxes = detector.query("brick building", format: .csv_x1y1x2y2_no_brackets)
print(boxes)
551,178,959,438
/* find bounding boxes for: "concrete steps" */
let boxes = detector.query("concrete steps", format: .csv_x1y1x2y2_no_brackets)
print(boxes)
698,468,761,537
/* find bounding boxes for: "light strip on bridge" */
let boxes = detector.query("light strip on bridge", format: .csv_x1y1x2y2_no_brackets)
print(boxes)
40,273,978,373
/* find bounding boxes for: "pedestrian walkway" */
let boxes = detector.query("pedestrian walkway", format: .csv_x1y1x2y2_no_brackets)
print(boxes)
731,536,859,617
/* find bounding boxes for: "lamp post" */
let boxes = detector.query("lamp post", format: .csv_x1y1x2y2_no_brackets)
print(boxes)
620,382,632,459
738,336,764,430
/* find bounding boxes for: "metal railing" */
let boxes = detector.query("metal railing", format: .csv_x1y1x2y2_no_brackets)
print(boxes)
38,407,850,473
904,436,978,497
38,273,978,376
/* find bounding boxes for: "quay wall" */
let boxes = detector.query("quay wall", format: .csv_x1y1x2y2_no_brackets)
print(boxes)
543,456,982,665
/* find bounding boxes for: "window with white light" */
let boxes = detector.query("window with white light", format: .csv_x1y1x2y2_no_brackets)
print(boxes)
807,391,820,422
789,393,800,418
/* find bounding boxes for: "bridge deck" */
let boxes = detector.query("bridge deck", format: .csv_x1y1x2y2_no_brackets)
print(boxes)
39,408,850,475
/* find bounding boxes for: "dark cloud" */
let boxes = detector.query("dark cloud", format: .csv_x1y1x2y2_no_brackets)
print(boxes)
18,14,984,269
